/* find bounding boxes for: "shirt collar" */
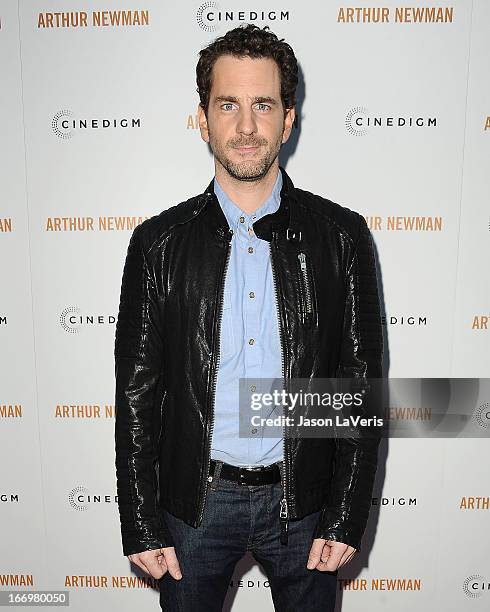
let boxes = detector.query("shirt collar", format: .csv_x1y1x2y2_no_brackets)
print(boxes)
213,169,283,232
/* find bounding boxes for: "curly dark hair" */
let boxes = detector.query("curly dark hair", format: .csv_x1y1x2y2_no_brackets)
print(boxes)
196,24,298,117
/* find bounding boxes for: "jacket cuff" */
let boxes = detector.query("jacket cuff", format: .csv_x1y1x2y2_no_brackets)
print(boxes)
312,508,363,552
121,519,175,557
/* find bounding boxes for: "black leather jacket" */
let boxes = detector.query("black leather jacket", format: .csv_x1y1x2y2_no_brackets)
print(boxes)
114,166,383,556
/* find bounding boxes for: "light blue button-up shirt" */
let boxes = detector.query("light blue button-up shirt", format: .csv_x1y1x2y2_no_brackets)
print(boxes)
210,169,284,467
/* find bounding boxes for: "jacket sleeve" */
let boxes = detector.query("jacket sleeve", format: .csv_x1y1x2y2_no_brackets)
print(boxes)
312,213,383,552
114,223,175,556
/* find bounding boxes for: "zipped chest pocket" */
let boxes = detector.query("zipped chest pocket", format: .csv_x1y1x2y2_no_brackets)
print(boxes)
297,251,318,326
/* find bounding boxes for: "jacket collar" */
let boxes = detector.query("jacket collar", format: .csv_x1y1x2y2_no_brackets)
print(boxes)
199,165,302,243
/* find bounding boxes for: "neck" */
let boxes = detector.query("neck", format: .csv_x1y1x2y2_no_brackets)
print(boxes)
214,159,280,215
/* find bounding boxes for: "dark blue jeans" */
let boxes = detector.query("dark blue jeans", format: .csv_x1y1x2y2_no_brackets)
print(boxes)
159,460,337,611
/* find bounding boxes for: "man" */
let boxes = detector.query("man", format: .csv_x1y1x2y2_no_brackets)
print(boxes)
114,24,383,612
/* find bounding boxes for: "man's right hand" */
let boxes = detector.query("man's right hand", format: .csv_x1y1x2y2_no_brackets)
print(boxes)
128,547,183,580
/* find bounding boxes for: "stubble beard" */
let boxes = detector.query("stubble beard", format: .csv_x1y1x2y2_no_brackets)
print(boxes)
208,128,284,182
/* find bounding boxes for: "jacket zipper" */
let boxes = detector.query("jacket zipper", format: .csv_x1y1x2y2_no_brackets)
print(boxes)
297,251,314,323
196,227,233,525
270,231,291,545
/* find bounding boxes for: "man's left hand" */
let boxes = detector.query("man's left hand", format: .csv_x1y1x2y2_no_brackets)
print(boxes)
306,538,357,571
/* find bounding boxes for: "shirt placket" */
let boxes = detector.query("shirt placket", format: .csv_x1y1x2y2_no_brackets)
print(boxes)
235,211,257,464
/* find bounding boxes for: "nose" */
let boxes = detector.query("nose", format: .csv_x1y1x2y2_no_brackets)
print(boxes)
236,106,257,136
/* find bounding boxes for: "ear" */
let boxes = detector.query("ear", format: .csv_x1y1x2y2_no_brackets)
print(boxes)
282,106,296,144
197,103,210,143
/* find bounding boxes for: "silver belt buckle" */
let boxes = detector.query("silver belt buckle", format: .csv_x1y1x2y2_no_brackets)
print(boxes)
242,464,265,472
238,464,265,485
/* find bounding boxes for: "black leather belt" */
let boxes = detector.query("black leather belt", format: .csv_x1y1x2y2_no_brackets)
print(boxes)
210,458,281,486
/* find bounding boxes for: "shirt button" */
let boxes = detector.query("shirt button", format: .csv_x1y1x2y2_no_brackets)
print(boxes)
249,291,255,298
248,246,254,253
250,384,256,392
240,216,245,223
249,338,255,345
251,428,258,434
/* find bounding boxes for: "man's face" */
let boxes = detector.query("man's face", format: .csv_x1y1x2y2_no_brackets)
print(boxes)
198,54,295,181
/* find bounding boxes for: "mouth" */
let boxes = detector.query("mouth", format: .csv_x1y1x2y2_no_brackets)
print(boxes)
234,145,260,155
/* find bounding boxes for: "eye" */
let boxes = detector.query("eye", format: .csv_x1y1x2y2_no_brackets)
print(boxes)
255,103,271,112
221,102,236,111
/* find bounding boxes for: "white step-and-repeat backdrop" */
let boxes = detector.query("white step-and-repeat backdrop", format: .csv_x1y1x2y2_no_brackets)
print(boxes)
1,1,489,610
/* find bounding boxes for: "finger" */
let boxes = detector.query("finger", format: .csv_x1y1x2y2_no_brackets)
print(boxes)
137,550,167,580
339,547,352,567
128,556,151,576
322,542,344,571
155,548,166,566
321,543,332,563
162,547,183,580
338,548,356,568
314,560,337,572
306,539,325,569
141,556,165,579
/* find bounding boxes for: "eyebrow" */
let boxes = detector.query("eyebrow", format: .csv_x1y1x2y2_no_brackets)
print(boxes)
213,95,278,106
